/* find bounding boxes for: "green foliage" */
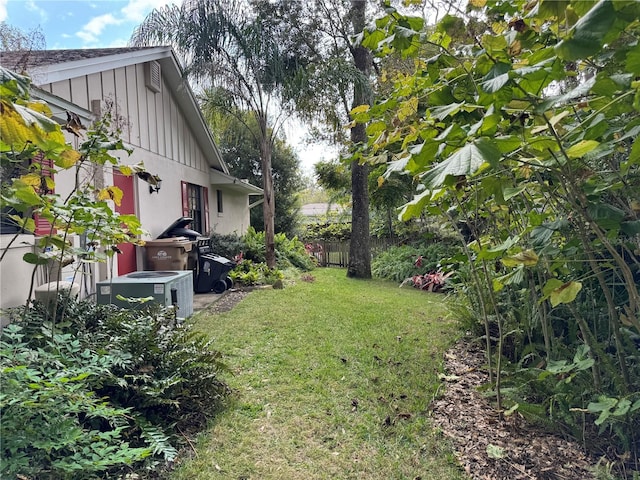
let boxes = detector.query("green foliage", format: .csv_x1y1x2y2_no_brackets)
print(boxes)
241,227,315,271
230,259,284,286
302,221,352,241
359,0,640,467
209,232,245,259
371,242,456,283
1,296,230,478
0,322,151,478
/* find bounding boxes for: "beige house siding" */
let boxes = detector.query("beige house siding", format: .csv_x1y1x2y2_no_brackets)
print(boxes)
43,62,211,168
1,48,262,312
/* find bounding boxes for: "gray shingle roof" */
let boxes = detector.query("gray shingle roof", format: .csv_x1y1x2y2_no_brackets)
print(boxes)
0,47,159,73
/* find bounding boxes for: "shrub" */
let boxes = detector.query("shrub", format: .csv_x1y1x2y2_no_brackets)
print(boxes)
0,323,151,478
230,259,284,286
372,242,457,283
215,228,315,274
1,296,230,478
209,232,245,260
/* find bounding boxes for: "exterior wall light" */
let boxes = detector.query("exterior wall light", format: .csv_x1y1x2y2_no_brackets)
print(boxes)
149,178,162,194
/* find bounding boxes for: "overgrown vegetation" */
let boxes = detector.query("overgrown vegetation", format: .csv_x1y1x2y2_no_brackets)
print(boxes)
371,241,458,283
1,296,229,478
209,228,315,287
357,0,640,473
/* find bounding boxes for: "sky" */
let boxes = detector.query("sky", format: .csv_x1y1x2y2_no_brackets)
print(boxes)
0,0,336,175
1,0,174,49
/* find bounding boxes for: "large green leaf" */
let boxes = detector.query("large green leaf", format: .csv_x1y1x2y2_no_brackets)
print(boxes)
587,203,625,230
538,0,570,19
399,188,443,221
481,62,511,93
566,140,599,159
626,44,640,75
430,102,463,120
543,279,583,307
421,138,500,188
555,0,616,61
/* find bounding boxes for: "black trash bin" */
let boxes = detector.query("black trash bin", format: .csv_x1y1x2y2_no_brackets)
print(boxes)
193,238,235,294
157,216,202,241
157,218,236,294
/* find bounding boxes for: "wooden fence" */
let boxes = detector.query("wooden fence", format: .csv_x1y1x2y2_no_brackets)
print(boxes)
306,237,401,267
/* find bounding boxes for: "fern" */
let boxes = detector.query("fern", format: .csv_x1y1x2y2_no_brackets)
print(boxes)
137,418,178,462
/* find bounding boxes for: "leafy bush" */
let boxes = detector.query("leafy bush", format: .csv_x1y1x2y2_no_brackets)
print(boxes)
371,242,457,283
230,259,284,286
274,232,315,271
0,323,151,478
209,232,245,260
301,222,352,241
1,296,230,478
216,228,315,273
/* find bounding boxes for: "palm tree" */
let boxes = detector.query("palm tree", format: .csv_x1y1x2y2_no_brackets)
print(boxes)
130,0,300,268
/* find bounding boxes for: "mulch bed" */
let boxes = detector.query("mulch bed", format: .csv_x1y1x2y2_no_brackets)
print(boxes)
431,338,600,480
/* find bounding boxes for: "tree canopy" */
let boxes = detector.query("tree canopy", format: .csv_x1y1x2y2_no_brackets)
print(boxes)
131,0,307,268
356,0,640,465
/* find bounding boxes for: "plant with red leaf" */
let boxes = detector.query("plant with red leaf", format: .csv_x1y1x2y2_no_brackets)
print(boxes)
401,270,453,293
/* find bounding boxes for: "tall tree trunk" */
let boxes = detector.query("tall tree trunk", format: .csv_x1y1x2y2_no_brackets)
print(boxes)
259,114,276,269
347,0,371,279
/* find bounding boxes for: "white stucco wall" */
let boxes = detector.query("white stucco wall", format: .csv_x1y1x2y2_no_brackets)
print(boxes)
0,235,35,316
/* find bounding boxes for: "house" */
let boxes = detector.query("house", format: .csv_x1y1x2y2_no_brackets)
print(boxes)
0,46,262,311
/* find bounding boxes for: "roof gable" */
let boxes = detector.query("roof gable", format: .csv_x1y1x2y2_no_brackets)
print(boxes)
1,47,228,174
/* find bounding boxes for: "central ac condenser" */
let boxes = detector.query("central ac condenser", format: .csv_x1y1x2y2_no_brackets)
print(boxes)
96,270,194,318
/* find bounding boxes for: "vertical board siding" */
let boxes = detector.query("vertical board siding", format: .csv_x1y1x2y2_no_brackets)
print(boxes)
135,64,149,150
101,69,116,97
86,72,103,125
146,88,158,153
113,68,130,143
125,65,140,146
162,80,172,157
171,99,179,162
39,63,211,174
50,79,71,100
69,77,89,110
155,82,165,157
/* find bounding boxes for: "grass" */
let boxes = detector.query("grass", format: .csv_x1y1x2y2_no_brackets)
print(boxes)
173,267,467,480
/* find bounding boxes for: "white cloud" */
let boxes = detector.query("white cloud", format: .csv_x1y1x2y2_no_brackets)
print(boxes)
76,13,121,44
25,0,48,23
0,0,8,22
75,0,176,47
121,0,177,23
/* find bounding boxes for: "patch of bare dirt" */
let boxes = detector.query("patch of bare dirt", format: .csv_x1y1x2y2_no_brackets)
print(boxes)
207,289,250,314
432,338,599,480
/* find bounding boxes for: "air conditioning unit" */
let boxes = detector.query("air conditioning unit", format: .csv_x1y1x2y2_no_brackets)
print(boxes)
96,270,193,318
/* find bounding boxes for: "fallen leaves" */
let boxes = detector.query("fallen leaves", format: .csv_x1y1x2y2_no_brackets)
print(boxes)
431,339,598,480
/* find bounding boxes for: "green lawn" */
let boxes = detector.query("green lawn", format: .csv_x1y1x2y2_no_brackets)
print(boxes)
174,267,467,480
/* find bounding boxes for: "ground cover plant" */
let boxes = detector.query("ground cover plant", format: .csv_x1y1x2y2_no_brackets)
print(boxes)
0,297,229,478
172,267,466,480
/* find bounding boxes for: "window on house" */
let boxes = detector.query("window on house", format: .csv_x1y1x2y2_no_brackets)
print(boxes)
181,181,210,235
217,189,223,214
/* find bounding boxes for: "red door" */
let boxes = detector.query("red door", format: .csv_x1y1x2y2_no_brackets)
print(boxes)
113,172,137,275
